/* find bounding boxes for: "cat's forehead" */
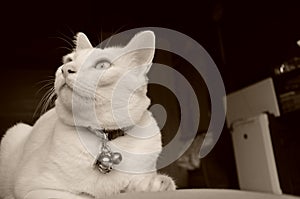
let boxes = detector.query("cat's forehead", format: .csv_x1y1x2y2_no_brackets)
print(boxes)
74,46,125,62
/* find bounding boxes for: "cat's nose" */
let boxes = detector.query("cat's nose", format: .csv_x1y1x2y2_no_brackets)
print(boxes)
61,65,76,78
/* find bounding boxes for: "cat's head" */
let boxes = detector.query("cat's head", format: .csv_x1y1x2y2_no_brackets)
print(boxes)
54,31,155,129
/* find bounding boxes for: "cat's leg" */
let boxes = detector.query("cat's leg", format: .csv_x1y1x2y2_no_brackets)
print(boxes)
126,172,176,193
93,172,131,199
93,172,175,198
0,123,32,199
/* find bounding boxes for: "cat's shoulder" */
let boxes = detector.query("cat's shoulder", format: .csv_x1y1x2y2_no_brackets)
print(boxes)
32,108,59,131
36,108,57,122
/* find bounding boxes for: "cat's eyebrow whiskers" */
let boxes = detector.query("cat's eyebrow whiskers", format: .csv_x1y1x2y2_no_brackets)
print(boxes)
97,33,102,48
56,46,73,52
64,26,75,37
100,27,103,48
58,31,73,42
50,35,74,50
104,25,127,49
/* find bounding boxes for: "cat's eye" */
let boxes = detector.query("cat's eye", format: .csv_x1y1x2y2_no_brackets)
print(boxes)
63,56,73,63
65,57,73,62
95,60,111,69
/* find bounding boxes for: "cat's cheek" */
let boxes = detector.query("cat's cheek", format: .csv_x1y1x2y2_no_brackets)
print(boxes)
55,66,63,76
54,74,66,92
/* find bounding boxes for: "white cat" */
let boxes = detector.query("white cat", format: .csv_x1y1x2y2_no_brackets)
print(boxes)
0,31,176,199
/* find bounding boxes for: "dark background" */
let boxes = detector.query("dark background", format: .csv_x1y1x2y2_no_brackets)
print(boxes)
2,0,300,91
0,0,300,191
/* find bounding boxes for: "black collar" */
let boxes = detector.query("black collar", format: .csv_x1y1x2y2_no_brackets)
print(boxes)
88,126,132,141
102,129,125,141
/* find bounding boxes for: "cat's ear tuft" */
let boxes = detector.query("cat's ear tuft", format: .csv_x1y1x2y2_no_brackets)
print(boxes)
125,31,155,70
75,32,93,50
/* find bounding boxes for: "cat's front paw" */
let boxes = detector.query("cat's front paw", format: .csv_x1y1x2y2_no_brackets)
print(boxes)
151,174,176,191
128,174,176,192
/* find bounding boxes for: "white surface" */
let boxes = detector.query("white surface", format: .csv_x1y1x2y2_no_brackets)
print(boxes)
24,189,93,199
231,113,282,195
24,189,300,199
226,78,280,127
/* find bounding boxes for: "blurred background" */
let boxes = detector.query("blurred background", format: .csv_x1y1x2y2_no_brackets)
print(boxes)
1,0,300,195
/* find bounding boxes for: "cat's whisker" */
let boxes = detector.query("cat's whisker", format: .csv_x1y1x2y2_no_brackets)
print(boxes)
73,81,109,101
100,27,103,48
104,25,128,48
35,79,55,86
33,90,51,117
35,81,55,96
96,34,101,48
97,26,105,49
35,79,54,86
56,46,73,52
33,91,49,118
33,86,56,118
41,89,56,115
104,34,114,49
58,31,74,43
74,85,102,101
50,36,74,49
41,88,56,112
65,26,75,37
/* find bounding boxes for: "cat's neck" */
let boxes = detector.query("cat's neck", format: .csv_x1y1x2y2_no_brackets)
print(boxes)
54,98,154,131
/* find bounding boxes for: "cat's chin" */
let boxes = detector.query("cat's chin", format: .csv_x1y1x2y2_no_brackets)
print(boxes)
58,83,89,104
56,83,71,95
57,85,73,106
55,95,149,130
55,98,75,126
61,83,73,92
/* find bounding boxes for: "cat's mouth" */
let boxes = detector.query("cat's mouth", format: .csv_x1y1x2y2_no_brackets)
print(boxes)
58,82,74,94
60,82,93,99
62,83,72,90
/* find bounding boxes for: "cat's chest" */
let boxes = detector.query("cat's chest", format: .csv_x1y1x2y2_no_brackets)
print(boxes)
50,122,162,173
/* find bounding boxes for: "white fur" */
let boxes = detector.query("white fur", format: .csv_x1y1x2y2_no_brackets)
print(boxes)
0,31,175,199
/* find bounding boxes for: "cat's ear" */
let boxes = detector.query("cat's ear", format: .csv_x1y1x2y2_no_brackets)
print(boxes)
125,31,155,72
75,32,93,50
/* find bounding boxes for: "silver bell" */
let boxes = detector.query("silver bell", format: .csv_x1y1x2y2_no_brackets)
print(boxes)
99,153,113,168
112,152,122,165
